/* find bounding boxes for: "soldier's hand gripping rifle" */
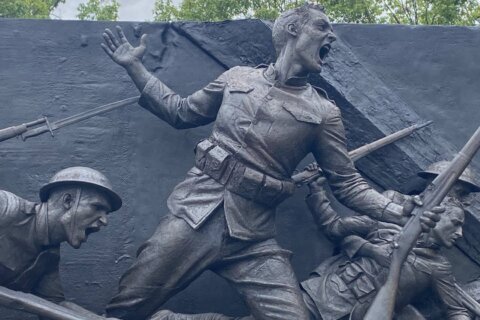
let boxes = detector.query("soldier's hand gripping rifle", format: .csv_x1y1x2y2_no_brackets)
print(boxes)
363,126,480,320
0,96,139,143
292,121,433,185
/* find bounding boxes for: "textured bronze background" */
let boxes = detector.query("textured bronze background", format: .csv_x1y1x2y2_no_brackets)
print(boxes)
1,19,479,319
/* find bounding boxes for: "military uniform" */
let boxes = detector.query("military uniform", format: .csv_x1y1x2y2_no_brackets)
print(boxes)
301,191,471,320
107,64,404,320
0,190,64,304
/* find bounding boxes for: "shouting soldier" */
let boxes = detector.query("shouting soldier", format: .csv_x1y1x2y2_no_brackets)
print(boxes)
101,4,437,320
0,167,122,311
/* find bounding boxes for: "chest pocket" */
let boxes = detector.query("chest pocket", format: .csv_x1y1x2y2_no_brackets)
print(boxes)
224,82,255,112
281,101,323,124
228,83,254,94
268,86,323,125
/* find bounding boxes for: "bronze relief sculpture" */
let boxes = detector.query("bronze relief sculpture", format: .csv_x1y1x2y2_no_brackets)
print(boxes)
0,3,479,320
100,4,453,320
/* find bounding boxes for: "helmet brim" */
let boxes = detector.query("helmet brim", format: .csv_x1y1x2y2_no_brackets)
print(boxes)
39,180,122,211
418,171,480,193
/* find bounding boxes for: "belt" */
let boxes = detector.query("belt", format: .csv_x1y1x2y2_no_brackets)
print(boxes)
194,139,295,207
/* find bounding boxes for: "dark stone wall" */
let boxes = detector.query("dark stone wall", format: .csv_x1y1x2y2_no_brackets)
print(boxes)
0,18,479,319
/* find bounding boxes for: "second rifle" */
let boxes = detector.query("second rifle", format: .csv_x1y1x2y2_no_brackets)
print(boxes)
364,126,480,320
292,121,433,185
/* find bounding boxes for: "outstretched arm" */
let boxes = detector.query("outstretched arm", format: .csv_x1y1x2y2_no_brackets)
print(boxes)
101,26,226,129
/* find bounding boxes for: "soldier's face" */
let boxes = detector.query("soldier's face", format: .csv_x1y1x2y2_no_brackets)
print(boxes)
431,206,464,248
62,189,112,249
293,9,336,74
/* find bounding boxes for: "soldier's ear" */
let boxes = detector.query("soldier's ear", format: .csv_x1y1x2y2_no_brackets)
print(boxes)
287,22,298,37
62,193,74,210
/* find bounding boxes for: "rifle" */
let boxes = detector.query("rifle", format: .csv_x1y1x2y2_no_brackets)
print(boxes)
364,126,480,320
292,121,433,185
0,285,107,320
0,96,139,143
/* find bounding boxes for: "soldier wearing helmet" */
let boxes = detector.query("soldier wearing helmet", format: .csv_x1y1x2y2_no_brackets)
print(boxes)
418,160,480,204
0,166,121,306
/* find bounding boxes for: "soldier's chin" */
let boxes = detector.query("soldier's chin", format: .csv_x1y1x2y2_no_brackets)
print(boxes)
309,60,323,73
68,234,86,249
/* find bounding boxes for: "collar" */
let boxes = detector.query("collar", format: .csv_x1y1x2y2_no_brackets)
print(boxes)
34,203,51,247
262,64,308,87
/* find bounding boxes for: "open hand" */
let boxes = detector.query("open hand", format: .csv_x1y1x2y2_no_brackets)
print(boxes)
101,26,147,67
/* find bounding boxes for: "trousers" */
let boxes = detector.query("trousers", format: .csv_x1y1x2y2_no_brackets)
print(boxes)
106,206,311,320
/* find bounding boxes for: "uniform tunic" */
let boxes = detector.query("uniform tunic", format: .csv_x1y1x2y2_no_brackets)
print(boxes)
0,190,64,304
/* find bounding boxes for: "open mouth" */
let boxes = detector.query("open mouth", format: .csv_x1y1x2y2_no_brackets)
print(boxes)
319,44,331,62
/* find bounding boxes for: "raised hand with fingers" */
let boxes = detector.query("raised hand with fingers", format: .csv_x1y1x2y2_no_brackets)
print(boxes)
101,26,147,68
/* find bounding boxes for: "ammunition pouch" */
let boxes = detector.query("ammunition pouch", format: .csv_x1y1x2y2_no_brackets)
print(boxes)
337,262,376,303
195,139,295,207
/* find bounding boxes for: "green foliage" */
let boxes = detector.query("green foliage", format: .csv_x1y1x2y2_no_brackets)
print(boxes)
154,0,245,21
77,0,119,21
382,0,480,25
0,0,64,19
321,0,385,23
153,0,480,25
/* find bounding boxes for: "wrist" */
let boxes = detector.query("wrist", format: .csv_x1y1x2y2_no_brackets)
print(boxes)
358,242,375,258
124,57,144,72
382,202,404,223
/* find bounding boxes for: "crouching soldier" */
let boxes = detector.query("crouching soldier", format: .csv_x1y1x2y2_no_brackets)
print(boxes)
301,196,470,320
0,166,122,314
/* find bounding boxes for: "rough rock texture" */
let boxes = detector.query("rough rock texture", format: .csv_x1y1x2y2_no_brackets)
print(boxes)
0,19,479,319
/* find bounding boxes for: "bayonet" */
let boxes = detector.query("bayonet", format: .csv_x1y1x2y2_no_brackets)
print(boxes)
0,96,139,143
292,121,433,185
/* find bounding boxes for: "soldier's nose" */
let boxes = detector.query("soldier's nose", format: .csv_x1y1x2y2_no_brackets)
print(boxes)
328,33,337,43
455,228,463,238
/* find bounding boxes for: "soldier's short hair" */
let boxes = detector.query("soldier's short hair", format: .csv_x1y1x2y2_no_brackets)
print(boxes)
272,3,326,56
442,196,464,215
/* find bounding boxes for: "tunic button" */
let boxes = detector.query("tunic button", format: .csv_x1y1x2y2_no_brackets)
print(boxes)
266,95,272,100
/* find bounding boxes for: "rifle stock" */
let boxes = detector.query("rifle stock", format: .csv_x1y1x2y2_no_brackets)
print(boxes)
364,126,480,320
0,118,47,142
